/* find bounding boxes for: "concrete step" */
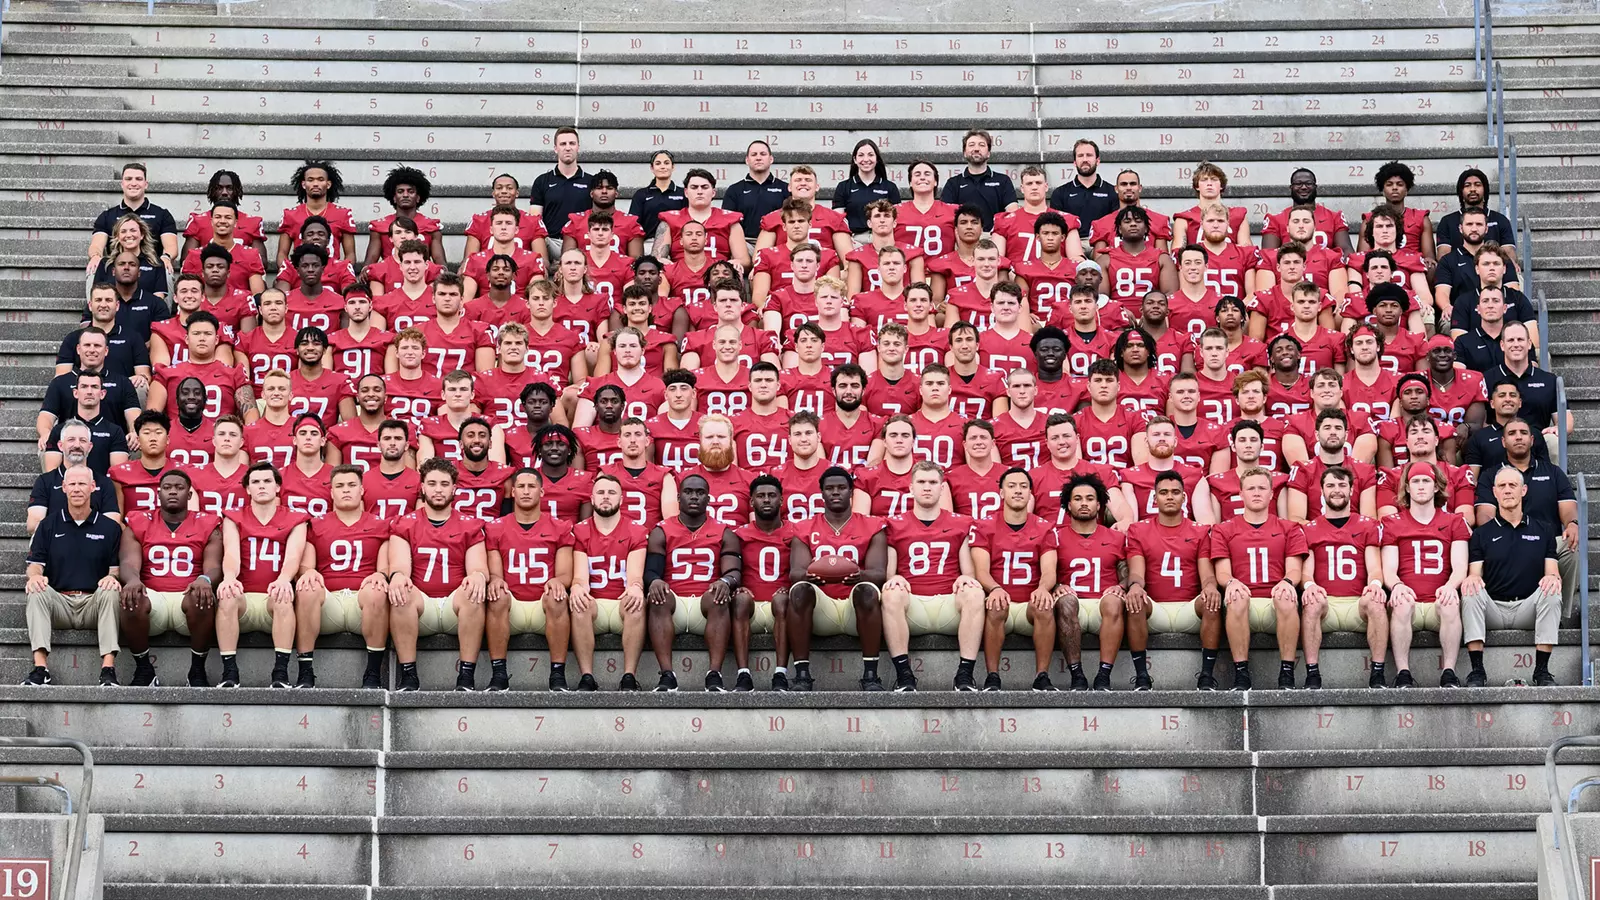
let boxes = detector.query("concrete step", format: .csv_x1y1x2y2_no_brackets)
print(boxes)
1,764,378,816
103,831,371,884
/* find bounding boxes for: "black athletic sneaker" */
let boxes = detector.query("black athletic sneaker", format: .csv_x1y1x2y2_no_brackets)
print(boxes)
1438,668,1461,688
1304,669,1322,690
1091,670,1113,691
1230,670,1252,692
218,660,241,688
982,672,1003,692
21,666,51,686
454,666,476,692
705,671,725,693
270,666,292,690
654,671,679,692
295,667,316,690
893,670,918,692
1368,669,1388,689
396,669,421,692
1069,670,1090,691
618,673,640,692
953,670,977,692
1276,669,1296,690
1133,672,1153,691
131,656,158,687
362,670,383,690
791,671,815,692
1393,669,1415,689
486,670,510,692
1533,669,1558,686
1466,668,1488,688
770,671,790,692
189,666,212,688
860,674,885,692
1031,672,1057,692
577,674,599,692
99,666,119,687
546,669,567,692
734,671,755,692
1196,672,1219,691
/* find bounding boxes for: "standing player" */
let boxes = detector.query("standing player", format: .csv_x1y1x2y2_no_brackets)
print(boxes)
974,467,1060,691
1381,461,1470,687
947,421,1005,520
991,369,1048,470
601,417,679,528
326,374,392,470
215,463,310,689
645,475,745,692
1074,360,1147,469
854,416,926,517
293,465,392,689
1122,471,1224,689
776,412,829,523
1207,422,1288,521
485,469,575,691
569,474,649,689
1209,467,1307,690
116,470,223,687
787,468,889,691
882,463,984,690
1119,417,1210,521
735,476,797,689
1300,466,1388,689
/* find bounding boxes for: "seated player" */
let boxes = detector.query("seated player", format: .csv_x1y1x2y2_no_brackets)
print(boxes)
645,474,745,692
787,467,889,691
1285,409,1378,522
462,206,545,300
946,420,1004,519
1057,474,1129,691
417,371,480,464
1166,372,1229,471
1096,207,1176,322
656,168,750,267
877,463,983,690
328,289,393,381
1381,461,1471,687
116,469,222,686
152,273,235,369
975,467,1060,691
485,469,574,691
569,474,649,689
942,239,1012,331
147,311,255,421
1120,416,1211,521
1300,466,1388,689
1074,359,1146,469
289,326,356,427
735,476,797,689
293,465,392,688
453,418,514,521
215,462,310,688
849,246,915,333
1123,470,1224,688
775,412,829,522
283,243,348,333
1376,416,1475,520
1262,169,1352,253
381,329,443,426
1209,467,1307,690
996,166,1082,265
387,459,489,691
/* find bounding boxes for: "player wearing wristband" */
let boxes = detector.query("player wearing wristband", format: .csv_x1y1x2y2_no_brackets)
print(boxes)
974,467,1061,692
735,476,796,689
881,462,983,691
1209,466,1307,690
645,474,745,692
293,465,391,689
570,475,648,690
787,467,889,691
117,469,222,687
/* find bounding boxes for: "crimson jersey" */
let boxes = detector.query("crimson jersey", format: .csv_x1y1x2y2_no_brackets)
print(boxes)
1380,509,1470,599
660,207,745,262
1287,455,1378,518
1263,204,1348,249
234,327,296,390
863,371,921,416
363,466,420,520
227,505,309,593
756,243,843,290
524,323,586,386
1032,459,1120,526
971,513,1057,604
165,419,214,468
810,323,875,369
679,464,755,525
284,287,346,334
1261,244,1346,292
580,372,666,422
328,326,393,380
464,294,533,343
1208,515,1307,597
159,359,246,418
281,462,333,518
373,289,435,332
1375,461,1474,511
781,368,833,417
928,252,1012,300
326,418,386,473
663,257,715,309
1117,372,1166,417
1127,518,1211,604
419,318,493,376
364,259,441,295
1278,326,1347,376
946,462,1004,520
850,288,909,333
186,209,265,245
1173,419,1227,470
152,319,234,369
1091,208,1173,249
910,410,965,469
795,513,885,599
281,203,357,259
948,368,1007,420
1348,248,1427,293
693,365,752,418
732,409,790,472
554,293,611,345
1375,415,1459,466
991,410,1047,470
1206,470,1289,519
127,509,219,592
995,207,1079,264
199,290,257,335
1235,416,1288,472
820,411,882,470
369,211,441,257
734,520,795,602
886,510,975,595
460,250,545,297
464,206,546,249
574,425,622,469
1104,244,1165,314
243,412,293,466
1074,405,1145,468
474,367,557,429
1266,375,1313,418
1302,515,1381,596
1343,369,1399,422
391,511,485,596
776,461,829,522
903,327,948,375
943,283,1000,332
308,511,389,590
485,514,574,602
572,519,645,600
767,286,821,336
1199,242,1259,299
1225,338,1268,375
1172,204,1245,244
856,464,916,517
894,199,959,258
1376,329,1426,375
1429,370,1487,426
289,368,354,427
1056,524,1128,600
419,414,470,462
684,324,780,370
1062,327,1118,378
109,462,166,514
658,517,731,596
647,416,700,472
186,461,248,516
1166,290,1220,341
1035,377,1087,418
564,208,647,249
1361,206,1430,250
582,248,635,301
977,329,1035,377
1121,462,1205,520
602,462,671,527
1194,371,1237,425
1011,257,1077,324
382,372,443,424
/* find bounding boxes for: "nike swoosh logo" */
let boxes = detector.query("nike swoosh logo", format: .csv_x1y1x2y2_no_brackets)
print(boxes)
1491,536,1503,542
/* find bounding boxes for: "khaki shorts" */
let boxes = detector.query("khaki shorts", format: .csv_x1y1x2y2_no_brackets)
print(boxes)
1003,601,1050,636
1244,596,1279,633
671,591,709,635
1322,596,1367,632
1410,600,1442,632
417,593,459,637
509,598,548,635
906,594,959,636
239,592,284,633
1150,599,1202,634
805,583,876,637
751,600,776,634
147,590,187,636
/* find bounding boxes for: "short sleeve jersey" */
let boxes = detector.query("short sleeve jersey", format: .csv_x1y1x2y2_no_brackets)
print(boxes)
885,510,975,596
391,511,486,597
1056,524,1128,600
658,517,731,597
1126,518,1212,604
572,520,646,600
128,509,220,592
1208,515,1307,597
734,520,796,602
226,505,311,592
796,513,885,599
971,513,1057,604
1301,515,1381,596
308,511,390,590
484,514,575,602
1379,508,1471,599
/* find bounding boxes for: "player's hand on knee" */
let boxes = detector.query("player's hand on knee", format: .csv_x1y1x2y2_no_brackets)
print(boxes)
1031,587,1058,611
1302,582,1328,608
883,575,910,595
296,570,324,595
984,587,1009,612
1434,585,1459,609
120,580,147,611
1460,575,1484,599
1388,583,1415,608
1270,579,1296,605
267,579,294,606
542,580,569,605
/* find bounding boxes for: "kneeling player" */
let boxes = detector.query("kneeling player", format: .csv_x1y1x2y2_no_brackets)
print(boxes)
1381,461,1469,687
485,469,574,691
1300,466,1386,689
974,468,1061,691
788,467,888,691
646,474,745,692
570,475,649,689
882,462,984,691
1124,471,1223,689
1209,467,1307,690
387,459,489,691
295,465,393,688
117,470,222,686
734,475,796,690
217,463,310,688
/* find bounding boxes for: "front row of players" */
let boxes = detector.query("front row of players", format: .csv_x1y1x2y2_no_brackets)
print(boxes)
71,435,1559,691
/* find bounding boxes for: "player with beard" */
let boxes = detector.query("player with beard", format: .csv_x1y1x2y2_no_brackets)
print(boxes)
1286,409,1378,522
881,463,984,690
1260,215,1349,301
776,412,829,523
946,321,1009,420
601,417,679,527
216,463,310,688
975,467,1061,691
1300,466,1386,689
294,465,391,688
1207,421,1289,520
820,365,884,470
573,384,626,469
569,475,648,689
454,418,514,521
484,469,574,691
1124,470,1224,688
1120,417,1211,521
679,414,756,526
1166,373,1229,472
736,476,797,689
362,419,421,521
1210,466,1308,690
645,474,745,691
1057,474,1128,691
1282,368,1378,467
117,469,223,686
1382,461,1470,687
387,459,489,691
788,467,889,690
531,425,593,521
327,374,395,470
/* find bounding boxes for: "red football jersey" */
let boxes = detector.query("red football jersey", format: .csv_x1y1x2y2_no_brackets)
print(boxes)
363,259,441,295
127,509,220,592
165,419,215,468
886,509,976,595
328,326,393,380
1302,515,1381,596
1375,461,1474,511
734,520,795,602
1263,203,1348,249
928,252,1012,300
460,250,546,298
538,468,594,521
693,365,752,418
776,461,830,522
1205,470,1289,519
1375,328,1426,375
1165,291,1219,342
419,318,493,376
1225,338,1268,375
1235,416,1289,473
946,462,1005,520
978,329,1035,377
971,513,1057,603
1121,462,1206,521
574,425,623,469
658,517,730,596
795,513,885,599
1260,245,1345,292
910,410,965,469
856,464,915,517
382,372,443,424
820,411,881,470
523,323,587,387
1194,372,1237,426
659,207,746,262
757,244,842,291
373,289,435,332
1288,455,1378,518
564,207,647,249
760,204,848,246
781,367,834,417
186,209,265,245
572,519,646,600
1031,459,1120,526
308,511,389,590
464,206,546,249
1200,242,1260,299
1266,375,1313,418
454,463,514,520
1343,370,1399,423
281,461,333,518
160,359,246,418
463,294,533,343
580,372,666,422
285,286,346,334
474,367,558,429
943,284,1000,332
1126,518,1211,604
1063,327,1118,378
1208,515,1308,597
679,463,754,525
1173,419,1228,470
991,410,1047,470
418,414,469,462
894,199,959,258
1117,371,1169,418
1380,508,1470,599
647,416,700,472
326,418,386,473
390,510,485,596
849,288,909,333
244,416,295,469
1034,377,1086,418
152,319,233,369
663,257,715,309
812,323,875,369
903,327,949,376
227,505,310,592
1104,244,1164,314
948,368,1007,421
601,462,671,527
1074,405,1145,468
369,211,441,257
585,250,634,307
289,368,354,427
767,286,821,336
186,461,248,516
280,203,357,259
1428,370,1487,426
234,327,296,390
1283,408,1375,452
554,294,610,346
109,462,166,514
363,466,420,520
1056,524,1128,599
485,514,574,602
1172,205,1244,245
732,409,790,472
862,371,922,416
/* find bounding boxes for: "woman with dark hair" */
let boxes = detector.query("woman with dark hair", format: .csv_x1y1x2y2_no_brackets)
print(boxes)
367,165,445,266
833,138,902,240
629,150,687,240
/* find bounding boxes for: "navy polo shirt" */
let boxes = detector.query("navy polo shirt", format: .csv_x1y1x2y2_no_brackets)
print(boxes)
42,370,140,424
528,166,591,239
56,324,149,380
83,290,171,345
1436,247,1522,305
1464,421,1549,472
46,413,127,478
722,175,789,237
940,167,1016,231
1050,174,1117,239
28,467,120,520
1453,327,1504,374
628,181,687,238
92,198,177,241
92,256,170,297
1470,513,1557,602
1436,209,1515,254
1474,458,1573,529
28,509,122,592
1448,285,1533,334
1483,362,1559,430
833,175,903,233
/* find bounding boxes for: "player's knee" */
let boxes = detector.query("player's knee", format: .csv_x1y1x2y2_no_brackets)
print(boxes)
1225,599,1248,619
852,583,881,612
1055,593,1079,619
1437,602,1462,624
770,590,789,618
955,585,983,608
789,582,816,607
542,593,569,617
1388,595,1414,616
1273,595,1297,615
1098,594,1123,622
984,604,1008,625
1301,595,1327,616
880,586,908,612
1360,595,1385,618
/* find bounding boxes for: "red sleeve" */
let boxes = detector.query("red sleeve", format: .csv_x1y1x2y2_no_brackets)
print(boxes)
1285,523,1308,557
1208,522,1230,561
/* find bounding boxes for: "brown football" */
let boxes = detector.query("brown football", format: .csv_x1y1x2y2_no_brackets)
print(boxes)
807,554,861,583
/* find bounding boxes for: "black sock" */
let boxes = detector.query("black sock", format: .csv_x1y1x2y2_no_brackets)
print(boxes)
1098,661,1114,674
957,658,976,676
493,658,509,676
1469,649,1485,671
220,652,238,669
1371,660,1385,673
1280,660,1295,674
297,652,314,673
458,660,476,677
1536,649,1552,673
1234,660,1250,674
1131,651,1148,677
547,661,562,674
891,654,911,674
1305,663,1319,674
191,650,209,672
795,660,810,675
862,658,878,678
1201,649,1219,676
133,650,148,662
365,648,384,675
400,661,418,677
272,650,291,672
1068,662,1084,675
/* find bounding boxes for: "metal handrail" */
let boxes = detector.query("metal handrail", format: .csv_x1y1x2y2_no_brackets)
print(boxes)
1557,375,1568,470
1509,139,1521,254
0,775,73,814
1538,291,1552,372
1494,64,1507,205
1547,736,1600,899
1577,475,1591,686
0,737,93,900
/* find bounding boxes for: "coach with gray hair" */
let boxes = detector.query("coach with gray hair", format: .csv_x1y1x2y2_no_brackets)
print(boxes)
1461,464,1562,687
22,465,124,687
